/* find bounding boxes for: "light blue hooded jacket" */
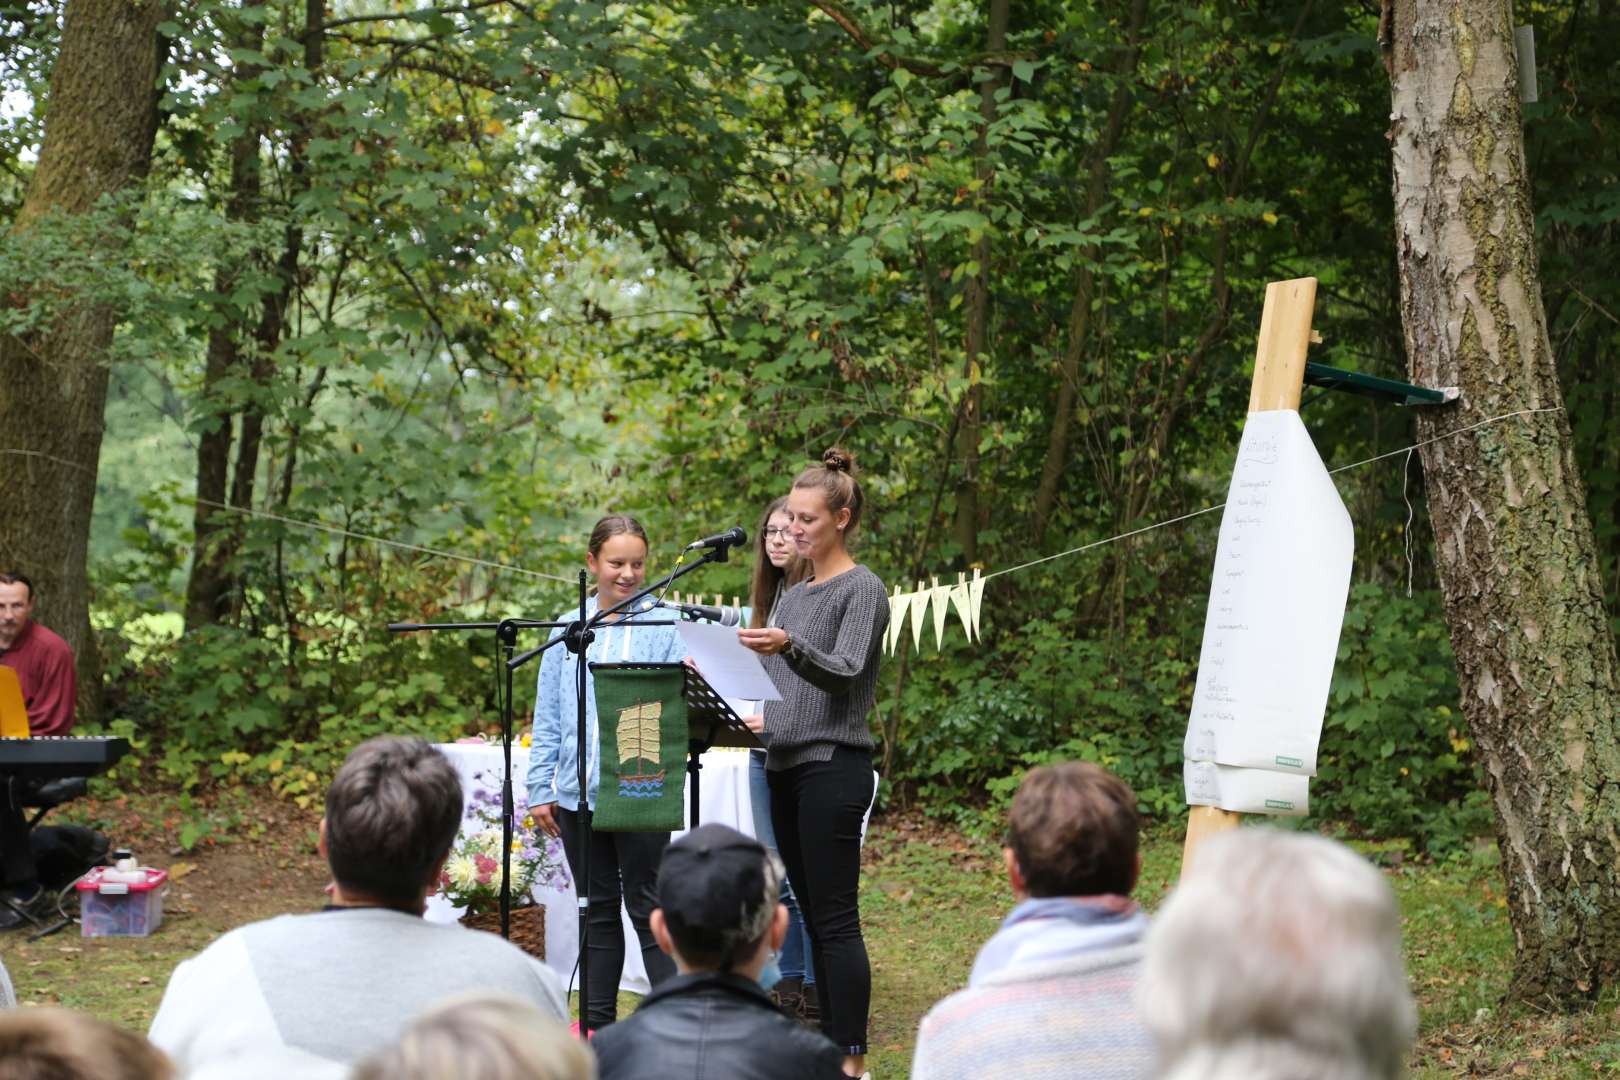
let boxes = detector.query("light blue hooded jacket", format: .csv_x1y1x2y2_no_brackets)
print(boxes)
524,595,686,812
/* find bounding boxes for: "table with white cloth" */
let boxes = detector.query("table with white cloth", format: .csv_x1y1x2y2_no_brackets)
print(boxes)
426,742,758,993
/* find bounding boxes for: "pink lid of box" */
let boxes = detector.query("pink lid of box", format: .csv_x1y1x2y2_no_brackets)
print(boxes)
76,867,168,894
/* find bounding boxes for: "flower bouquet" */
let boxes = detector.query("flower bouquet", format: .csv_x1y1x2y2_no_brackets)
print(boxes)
437,770,569,958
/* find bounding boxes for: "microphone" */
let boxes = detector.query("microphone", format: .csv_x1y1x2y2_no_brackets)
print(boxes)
652,599,745,627
683,526,747,552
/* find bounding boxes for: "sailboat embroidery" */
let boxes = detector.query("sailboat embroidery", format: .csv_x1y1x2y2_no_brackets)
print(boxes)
617,699,666,799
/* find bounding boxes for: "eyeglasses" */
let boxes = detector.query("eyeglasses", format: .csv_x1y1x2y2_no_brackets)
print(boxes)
764,527,792,540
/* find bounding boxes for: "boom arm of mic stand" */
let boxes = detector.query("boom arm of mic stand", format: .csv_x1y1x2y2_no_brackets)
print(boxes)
504,547,726,673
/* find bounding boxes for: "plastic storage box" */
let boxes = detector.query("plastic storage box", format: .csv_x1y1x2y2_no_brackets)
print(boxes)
76,867,168,937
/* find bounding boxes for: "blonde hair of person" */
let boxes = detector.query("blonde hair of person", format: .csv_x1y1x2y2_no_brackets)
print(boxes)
0,1008,174,1080
351,993,596,1080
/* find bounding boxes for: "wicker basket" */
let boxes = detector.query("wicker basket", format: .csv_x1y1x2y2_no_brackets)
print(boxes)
460,904,546,961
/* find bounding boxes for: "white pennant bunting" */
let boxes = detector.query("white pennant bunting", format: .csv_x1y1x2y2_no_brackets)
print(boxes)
909,581,928,651
887,585,911,656
969,567,985,639
949,573,974,642
929,576,951,649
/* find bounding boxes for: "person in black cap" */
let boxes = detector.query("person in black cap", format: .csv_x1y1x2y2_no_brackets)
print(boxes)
592,823,845,1080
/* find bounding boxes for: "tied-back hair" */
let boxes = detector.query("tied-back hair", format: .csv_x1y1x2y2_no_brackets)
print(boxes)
748,496,804,628
352,994,595,1080
588,513,649,557
791,446,864,538
324,736,463,910
1140,829,1417,1080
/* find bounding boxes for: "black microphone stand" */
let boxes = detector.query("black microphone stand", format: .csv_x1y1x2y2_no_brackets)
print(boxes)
390,535,740,1038
386,614,555,945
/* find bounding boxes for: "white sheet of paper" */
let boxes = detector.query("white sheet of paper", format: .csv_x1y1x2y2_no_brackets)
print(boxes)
1183,409,1354,782
1183,760,1309,816
676,622,782,702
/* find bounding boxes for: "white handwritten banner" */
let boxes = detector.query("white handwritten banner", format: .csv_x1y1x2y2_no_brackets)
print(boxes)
1183,409,1353,810
1184,760,1309,816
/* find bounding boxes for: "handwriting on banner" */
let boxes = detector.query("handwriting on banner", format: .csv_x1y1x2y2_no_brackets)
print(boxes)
1183,409,1353,814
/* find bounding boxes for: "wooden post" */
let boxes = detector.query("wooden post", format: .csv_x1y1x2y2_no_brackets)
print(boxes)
1181,277,1318,878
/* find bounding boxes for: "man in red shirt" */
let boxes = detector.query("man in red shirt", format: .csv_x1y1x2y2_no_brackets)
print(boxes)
0,571,77,928
0,572,76,737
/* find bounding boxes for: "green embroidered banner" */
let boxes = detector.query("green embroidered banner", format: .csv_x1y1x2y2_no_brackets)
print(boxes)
594,665,687,832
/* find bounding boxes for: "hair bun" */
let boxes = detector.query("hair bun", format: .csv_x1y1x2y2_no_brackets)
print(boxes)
821,446,855,473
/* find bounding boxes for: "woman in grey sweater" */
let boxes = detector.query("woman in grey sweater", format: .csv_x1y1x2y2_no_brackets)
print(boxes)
740,447,888,1080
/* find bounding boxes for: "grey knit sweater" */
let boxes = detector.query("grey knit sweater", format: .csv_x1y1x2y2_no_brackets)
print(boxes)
761,565,889,770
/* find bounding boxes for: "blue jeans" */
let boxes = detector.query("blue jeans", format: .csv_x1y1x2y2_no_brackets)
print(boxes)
749,750,815,985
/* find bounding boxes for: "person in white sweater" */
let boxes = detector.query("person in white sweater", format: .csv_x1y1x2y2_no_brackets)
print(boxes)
148,737,565,1079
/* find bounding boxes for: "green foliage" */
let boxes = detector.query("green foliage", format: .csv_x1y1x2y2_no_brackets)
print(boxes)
96,549,498,802
892,589,1195,835
6,0,1616,852
890,581,1487,853
1316,584,1491,851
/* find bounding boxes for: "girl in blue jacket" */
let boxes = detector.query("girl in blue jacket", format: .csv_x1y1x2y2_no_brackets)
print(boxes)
526,513,684,1029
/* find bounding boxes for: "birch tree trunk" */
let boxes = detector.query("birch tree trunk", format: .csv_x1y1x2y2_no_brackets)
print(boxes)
1386,0,1620,1006
0,0,167,722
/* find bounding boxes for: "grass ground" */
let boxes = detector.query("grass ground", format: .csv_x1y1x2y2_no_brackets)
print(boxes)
5,789,1618,1076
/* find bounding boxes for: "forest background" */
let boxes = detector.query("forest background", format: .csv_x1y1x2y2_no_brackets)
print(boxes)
1,0,1616,854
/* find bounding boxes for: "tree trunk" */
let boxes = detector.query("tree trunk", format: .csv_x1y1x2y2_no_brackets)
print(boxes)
186,2,325,632
1032,0,1149,545
185,51,264,631
234,0,324,527
1386,0,1620,1006
0,0,167,722
953,0,1009,567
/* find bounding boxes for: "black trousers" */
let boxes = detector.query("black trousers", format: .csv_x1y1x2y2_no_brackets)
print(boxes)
554,806,675,1029
1,777,38,888
768,746,876,1056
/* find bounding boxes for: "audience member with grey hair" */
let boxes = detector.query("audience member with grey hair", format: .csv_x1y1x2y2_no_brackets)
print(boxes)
1139,828,1417,1080
149,736,565,1080
351,993,595,1080
593,823,845,1080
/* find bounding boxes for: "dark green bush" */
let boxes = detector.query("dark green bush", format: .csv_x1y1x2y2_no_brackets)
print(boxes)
886,582,1486,852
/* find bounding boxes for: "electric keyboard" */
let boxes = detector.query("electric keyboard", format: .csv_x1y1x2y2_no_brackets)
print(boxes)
0,736,130,780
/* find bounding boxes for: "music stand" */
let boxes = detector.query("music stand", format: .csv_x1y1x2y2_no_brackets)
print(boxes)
589,661,763,829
